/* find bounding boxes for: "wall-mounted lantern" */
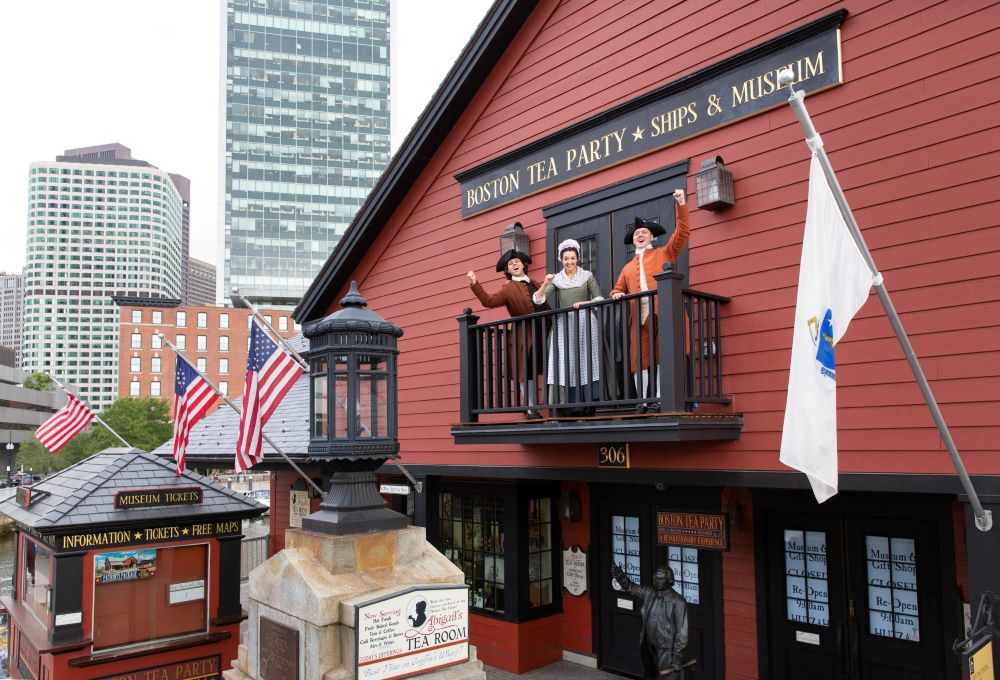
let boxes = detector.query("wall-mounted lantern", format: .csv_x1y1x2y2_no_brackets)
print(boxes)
499,221,529,259
303,281,407,535
694,156,736,211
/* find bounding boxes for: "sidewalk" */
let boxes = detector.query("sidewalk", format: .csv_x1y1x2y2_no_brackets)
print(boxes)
484,661,622,679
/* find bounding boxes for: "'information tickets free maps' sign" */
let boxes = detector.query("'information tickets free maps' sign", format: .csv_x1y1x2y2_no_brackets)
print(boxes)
355,585,469,680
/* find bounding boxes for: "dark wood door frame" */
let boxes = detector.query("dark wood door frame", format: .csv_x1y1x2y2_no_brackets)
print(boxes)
752,490,959,680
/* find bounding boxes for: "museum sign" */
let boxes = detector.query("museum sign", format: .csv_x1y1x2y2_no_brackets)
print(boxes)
456,12,845,217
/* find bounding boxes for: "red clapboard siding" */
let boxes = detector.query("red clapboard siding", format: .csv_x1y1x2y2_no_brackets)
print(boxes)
722,487,758,679
320,0,1000,482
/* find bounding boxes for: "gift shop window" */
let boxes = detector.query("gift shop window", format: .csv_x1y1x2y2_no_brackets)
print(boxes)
91,543,208,651
21,536,53,626
433,482,560,622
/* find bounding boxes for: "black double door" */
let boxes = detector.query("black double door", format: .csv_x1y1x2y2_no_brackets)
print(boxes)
760,495,958,680
596,497,722,680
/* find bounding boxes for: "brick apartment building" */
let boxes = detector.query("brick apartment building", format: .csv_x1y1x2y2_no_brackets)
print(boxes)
115,296,298,410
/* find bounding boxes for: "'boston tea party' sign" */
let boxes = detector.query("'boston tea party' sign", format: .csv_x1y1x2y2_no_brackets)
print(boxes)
457,12,845,216
355,584,469,680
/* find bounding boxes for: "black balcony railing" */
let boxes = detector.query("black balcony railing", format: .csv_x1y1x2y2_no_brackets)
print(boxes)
457,268,730,422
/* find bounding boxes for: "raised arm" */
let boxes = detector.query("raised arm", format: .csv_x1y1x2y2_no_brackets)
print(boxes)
468,271,507,309
533,274,556,305
660,189,690,264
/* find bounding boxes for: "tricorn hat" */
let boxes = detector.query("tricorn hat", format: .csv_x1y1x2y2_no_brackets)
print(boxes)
623,216,666,244
496,249,532,273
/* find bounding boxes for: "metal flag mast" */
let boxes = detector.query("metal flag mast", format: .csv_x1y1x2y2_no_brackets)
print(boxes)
231,288,424,493
778,69,992,532
157,334,325,497
49,375,132,449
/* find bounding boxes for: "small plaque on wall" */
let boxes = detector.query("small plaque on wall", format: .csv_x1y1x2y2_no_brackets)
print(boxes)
260,617,299,680
289,490,310,529
562,545,587,596
598,443,629,468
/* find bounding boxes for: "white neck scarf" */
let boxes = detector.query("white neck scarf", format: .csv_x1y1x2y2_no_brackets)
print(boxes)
510,274,529,283
553,268,592,289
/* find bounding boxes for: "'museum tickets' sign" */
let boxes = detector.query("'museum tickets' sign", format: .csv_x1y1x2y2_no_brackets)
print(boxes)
457,14,844,216
114,486,203,510
356,585,469,680
657,511,729,551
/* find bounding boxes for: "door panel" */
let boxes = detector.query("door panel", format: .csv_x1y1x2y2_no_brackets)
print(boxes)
765,512,847,679
551,215,612,294
660,544,718,680
599,502,650,677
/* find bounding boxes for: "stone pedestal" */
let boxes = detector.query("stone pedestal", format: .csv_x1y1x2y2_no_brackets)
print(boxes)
224,525,485,680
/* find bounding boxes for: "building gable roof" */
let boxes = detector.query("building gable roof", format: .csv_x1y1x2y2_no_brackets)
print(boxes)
0,448,266,531
294,0,538,323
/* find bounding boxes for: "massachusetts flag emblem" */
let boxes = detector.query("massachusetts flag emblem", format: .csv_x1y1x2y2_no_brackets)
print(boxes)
780,155,874,503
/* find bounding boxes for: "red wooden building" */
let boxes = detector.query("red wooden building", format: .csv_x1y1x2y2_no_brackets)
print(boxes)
175,1,1000,678
291,1,1000,677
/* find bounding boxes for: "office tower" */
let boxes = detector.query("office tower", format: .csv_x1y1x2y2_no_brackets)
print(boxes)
168,172,193,304
0,273,24,368
187,257,217,306
222,0,391,306
22,144,185,409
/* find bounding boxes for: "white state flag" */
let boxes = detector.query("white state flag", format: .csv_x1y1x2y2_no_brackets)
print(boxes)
780,154,874,503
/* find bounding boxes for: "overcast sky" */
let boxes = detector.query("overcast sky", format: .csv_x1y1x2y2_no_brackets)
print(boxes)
0,0,493,275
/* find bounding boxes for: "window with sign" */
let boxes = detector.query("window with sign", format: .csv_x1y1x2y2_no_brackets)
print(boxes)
866,536,919,641
783,529,829,626
667,545,700,604
439,491,505,615
432,482,560,622
92,544,208,651
611,515,641,589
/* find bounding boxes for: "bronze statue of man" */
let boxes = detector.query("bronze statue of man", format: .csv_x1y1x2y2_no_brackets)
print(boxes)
611,563,689,677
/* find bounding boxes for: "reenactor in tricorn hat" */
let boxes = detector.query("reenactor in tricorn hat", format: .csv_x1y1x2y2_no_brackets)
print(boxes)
467,245,546,419
611,189,689,410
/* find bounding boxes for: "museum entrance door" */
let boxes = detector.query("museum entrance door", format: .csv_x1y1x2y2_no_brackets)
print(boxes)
595,489,723,679
759,493,958,680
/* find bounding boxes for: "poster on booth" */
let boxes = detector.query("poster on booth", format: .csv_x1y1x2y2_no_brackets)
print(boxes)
355,585,469,680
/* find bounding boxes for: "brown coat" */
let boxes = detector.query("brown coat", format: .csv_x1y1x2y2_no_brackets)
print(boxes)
611,203,690,372
471,279,544,381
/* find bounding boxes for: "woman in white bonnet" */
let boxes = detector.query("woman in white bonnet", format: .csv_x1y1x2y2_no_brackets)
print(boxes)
533,239,606,416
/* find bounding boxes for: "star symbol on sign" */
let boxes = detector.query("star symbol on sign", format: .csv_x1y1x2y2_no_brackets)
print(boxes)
182,527,189,535
134,532,142,539
632,126,645,142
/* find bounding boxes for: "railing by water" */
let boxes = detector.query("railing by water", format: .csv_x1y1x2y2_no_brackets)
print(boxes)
458,268,729,421
240,534,269,581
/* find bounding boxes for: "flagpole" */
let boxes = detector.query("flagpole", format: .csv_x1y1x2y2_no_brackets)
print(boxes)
231,288,424,493
49,376,132,449
231,288,309,369
157,334,325,497
778,69,992,532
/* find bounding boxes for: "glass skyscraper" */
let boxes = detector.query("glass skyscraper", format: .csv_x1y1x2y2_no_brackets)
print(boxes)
222,0,391,306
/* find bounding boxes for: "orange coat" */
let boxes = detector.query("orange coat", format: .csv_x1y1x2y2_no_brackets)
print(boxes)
611,203,690,372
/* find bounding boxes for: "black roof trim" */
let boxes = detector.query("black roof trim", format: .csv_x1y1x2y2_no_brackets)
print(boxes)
294,0,539,323
455,9,848,182
111,295,183,308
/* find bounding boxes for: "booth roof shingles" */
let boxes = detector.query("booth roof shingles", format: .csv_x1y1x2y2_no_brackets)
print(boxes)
0,448,266,530
151,335,310,465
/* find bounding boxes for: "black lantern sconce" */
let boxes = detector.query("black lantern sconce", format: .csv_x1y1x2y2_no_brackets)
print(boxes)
499,221,529,258
694,156,736,211
302,282,408,535
559,490,581,522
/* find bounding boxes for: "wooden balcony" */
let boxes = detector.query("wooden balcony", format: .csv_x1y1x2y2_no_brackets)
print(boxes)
452,269,743,444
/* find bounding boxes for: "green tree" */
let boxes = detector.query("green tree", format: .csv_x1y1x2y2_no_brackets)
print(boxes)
89,397,173,453
17,398,174,475
23,372,54,391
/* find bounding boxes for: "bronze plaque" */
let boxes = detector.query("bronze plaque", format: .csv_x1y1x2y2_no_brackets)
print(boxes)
260,617,299,680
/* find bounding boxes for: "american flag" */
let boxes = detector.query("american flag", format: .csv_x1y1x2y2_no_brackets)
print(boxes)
235,321,304,472
172,358,218,475
35,392,94,453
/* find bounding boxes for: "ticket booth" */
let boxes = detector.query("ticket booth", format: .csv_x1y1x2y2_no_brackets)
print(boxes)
0,448,267,679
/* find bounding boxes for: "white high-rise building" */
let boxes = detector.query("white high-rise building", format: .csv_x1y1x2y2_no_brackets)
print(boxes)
22,144,184,409
0,272,24,367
